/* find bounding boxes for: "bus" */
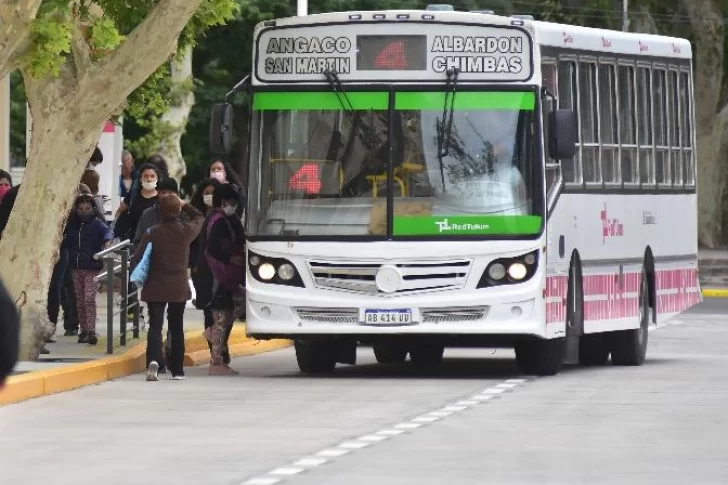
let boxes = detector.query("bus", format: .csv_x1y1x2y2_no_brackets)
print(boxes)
209,7,701,375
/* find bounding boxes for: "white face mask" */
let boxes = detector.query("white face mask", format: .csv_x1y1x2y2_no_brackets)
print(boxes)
223,204,237,216
142,180,157,191
211,171,226,182
203,194,213,207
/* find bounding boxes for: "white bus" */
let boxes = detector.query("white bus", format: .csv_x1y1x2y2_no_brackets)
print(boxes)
210,7,701,375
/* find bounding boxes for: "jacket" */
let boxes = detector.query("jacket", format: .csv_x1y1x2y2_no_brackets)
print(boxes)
132,204,190,249
133,204,204,303
63,217,113,270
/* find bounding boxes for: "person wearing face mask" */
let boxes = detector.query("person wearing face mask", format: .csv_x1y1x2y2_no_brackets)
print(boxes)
202,183,246,375
0,169,12,205
114,164,159,245
62,194,113,345
206,160,245,218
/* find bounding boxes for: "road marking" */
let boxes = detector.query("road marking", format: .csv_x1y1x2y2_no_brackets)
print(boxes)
242,478,281,485
316,449,350,457
269,467,304,476
240,377,529,485
339,441,370,449
293,458,328,467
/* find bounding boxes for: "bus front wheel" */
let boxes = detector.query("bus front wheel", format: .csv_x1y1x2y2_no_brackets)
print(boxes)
295,340,336,374
515,338,565,376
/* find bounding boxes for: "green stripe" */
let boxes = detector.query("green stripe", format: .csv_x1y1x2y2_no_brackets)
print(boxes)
253,92,389,111
393,215,543,236
395,91,535,111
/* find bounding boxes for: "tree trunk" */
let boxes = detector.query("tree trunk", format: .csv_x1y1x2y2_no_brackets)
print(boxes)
680,0,725,247
156,45,195,182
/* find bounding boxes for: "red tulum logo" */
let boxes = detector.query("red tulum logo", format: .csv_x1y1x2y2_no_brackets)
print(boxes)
601,203,624,244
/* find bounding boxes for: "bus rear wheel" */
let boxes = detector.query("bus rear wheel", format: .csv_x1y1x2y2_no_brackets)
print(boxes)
373,342,408,364
579,333,610,366
610,268,650,366
515,338,565,376
295,340,336,374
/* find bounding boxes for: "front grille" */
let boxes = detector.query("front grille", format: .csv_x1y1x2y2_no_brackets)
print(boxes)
296,307,358,324
308,259,471,295
421,306,487,323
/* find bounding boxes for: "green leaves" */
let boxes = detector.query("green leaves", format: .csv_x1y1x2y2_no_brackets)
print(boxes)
25,14,72,78
88,17,125,57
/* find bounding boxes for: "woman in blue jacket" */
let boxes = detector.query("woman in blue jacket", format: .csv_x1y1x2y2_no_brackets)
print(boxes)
63,194,113,345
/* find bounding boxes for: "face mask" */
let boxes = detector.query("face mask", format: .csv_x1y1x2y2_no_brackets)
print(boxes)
223,204,237,216
211,171,226,182
142,180,157,191
77,212,94,223
0,185,9,202
203,194,214,207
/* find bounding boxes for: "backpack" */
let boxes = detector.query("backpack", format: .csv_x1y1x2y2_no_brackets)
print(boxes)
204,211,245,290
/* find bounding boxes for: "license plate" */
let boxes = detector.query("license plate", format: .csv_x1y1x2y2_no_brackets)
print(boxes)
363,309,412,325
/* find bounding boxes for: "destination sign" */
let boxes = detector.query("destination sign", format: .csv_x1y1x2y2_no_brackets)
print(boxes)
255,23,533,83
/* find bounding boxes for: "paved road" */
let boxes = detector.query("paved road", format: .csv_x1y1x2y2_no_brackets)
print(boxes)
1,302,726,485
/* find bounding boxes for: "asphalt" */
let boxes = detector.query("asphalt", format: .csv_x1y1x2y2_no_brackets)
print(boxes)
0,301,726,485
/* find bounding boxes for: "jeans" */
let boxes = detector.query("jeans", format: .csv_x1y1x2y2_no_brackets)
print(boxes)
146,302,185,376
48,251,79,330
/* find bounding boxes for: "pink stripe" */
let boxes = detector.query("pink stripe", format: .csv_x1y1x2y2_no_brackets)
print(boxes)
103,121,115,133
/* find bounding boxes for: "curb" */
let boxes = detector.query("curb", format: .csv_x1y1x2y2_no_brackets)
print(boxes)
702,288,728,298
0,326,290,406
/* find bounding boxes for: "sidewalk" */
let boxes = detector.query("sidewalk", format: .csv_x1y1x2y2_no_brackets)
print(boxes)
699,248,728,297
3,294,290,406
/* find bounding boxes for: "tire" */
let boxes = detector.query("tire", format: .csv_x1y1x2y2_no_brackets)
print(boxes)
373,342,408,364
515,338,565,376
565,258,584,365
295,340,336,374
410,343,445,367
578,333,610,366
610,268,649,366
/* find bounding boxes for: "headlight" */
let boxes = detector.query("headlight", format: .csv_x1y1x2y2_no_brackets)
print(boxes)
508,262,528,280
258,263,275,280
249,255,261,266
277,263,296,280
488,263,506,280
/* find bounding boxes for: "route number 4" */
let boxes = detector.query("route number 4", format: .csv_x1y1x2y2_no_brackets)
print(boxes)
288,163,322,194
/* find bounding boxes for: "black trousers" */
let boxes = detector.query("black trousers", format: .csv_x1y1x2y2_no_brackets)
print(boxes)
146,302,185,376
48,250,78,329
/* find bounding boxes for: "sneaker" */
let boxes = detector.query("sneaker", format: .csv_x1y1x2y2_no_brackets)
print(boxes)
64,329,79,337
146,361,159,382
171,375,186,381
39,345,51,355
209,364,239,376
78,332,89,344
86,333,98,346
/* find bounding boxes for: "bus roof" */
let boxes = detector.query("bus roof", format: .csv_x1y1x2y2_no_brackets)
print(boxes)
533,21,692,60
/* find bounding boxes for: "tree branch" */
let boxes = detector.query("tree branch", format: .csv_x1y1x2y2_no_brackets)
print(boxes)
88,0,203,98
0,0,44,78
70,16,92,81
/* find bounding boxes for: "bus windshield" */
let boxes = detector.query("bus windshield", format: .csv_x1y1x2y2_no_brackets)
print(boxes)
247,90,543,238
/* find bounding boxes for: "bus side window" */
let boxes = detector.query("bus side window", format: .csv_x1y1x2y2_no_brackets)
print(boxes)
579,60,600,184
618,64,638,185
668,69,682,187
598,61,619,184
653,68,670,186
680,71,695,186
557,59,580,184
542,61,560,196
636,66,654,186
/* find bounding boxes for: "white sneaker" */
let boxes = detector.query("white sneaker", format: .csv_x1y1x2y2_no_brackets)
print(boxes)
171,375,185,381
146,361,159,381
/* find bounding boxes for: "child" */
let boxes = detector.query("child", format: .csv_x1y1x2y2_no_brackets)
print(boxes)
63,194,113,345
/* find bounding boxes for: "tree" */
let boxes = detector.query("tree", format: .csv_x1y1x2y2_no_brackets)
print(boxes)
0,0,236,360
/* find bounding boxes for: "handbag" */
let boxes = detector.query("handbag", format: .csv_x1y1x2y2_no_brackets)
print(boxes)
204,211,246,290
130,240,153,287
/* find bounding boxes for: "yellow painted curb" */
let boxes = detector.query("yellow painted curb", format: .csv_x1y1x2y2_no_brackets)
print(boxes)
702,288,728,298
0,325,290,407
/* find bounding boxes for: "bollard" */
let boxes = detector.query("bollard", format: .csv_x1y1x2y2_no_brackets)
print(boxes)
120,249,129,347
105,257,114,354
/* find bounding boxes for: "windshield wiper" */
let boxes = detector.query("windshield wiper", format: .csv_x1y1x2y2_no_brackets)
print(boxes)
323,69,378,153
437,67,460,191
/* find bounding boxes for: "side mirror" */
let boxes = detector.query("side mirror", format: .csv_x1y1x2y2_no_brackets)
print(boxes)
210,103,233,154
548,109,577,160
